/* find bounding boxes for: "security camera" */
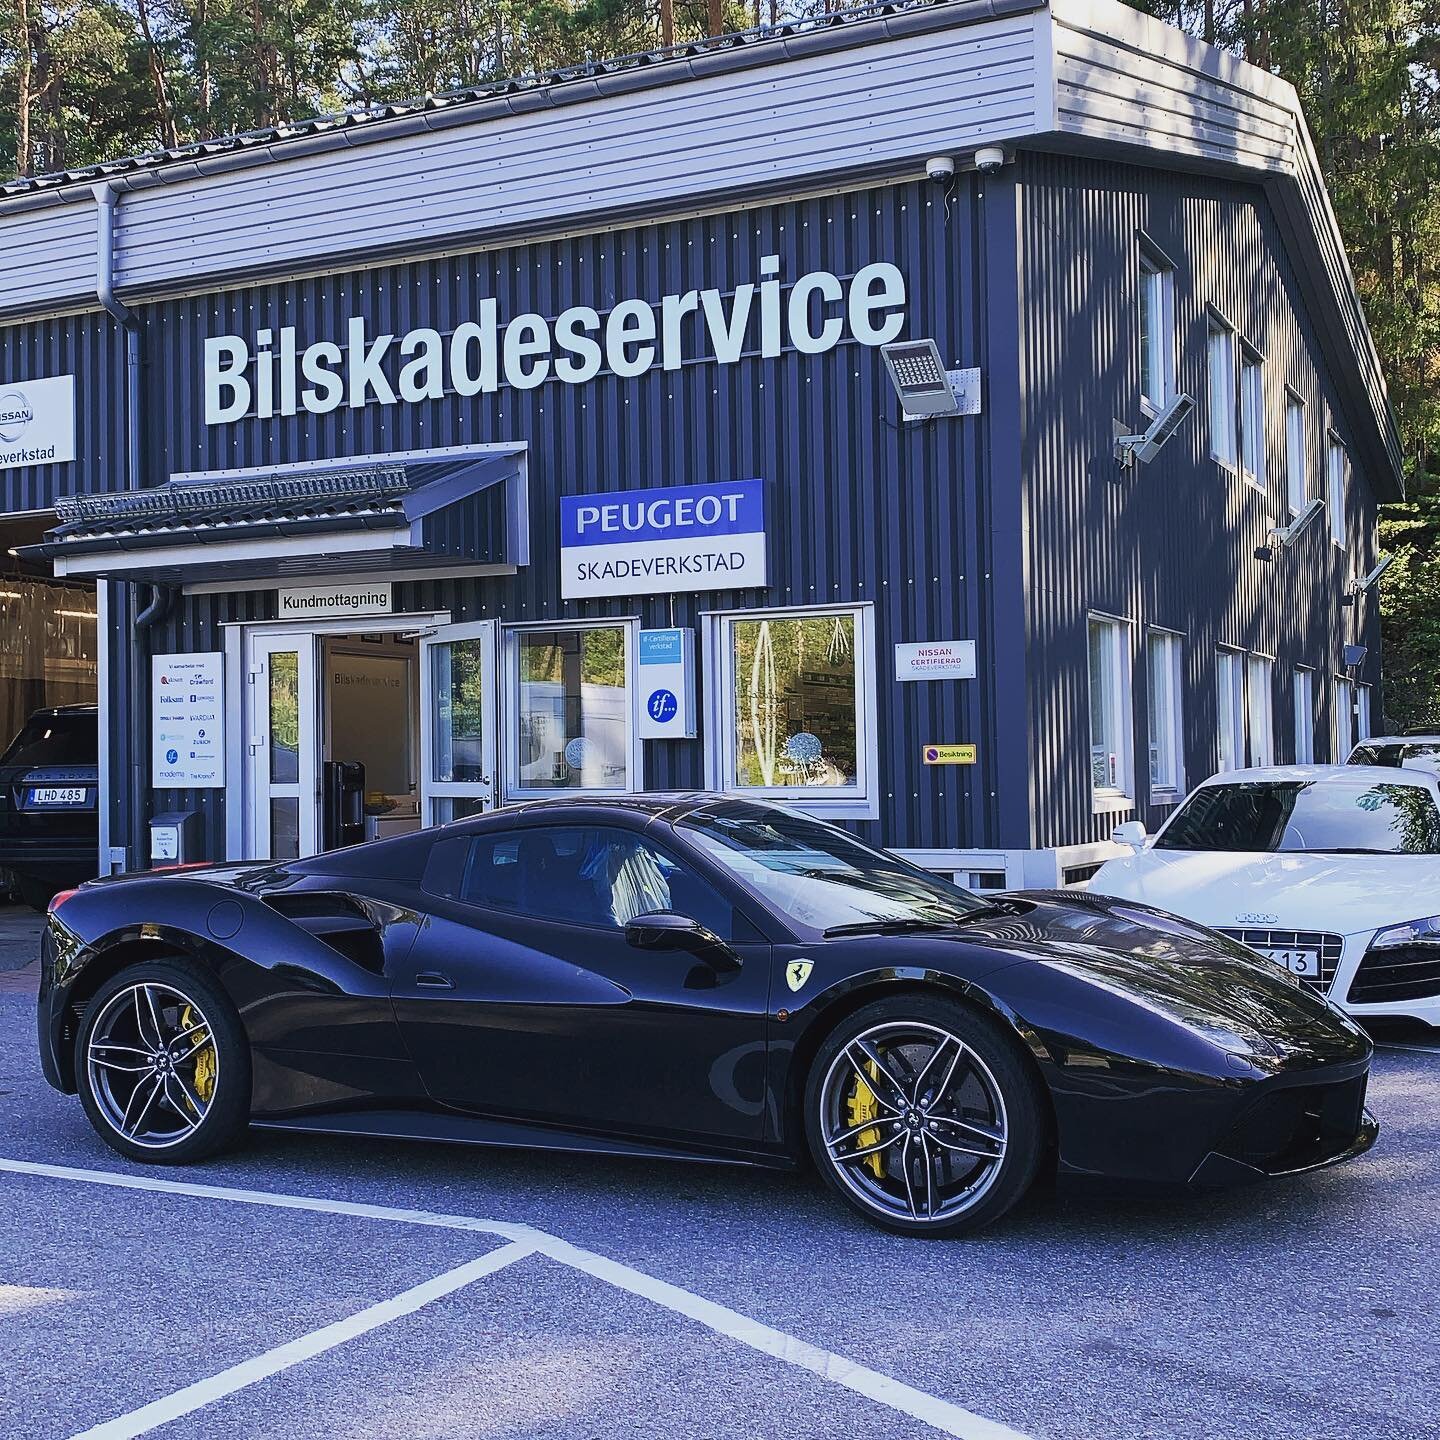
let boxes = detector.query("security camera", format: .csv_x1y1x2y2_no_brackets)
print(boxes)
1255,496,1324,561
974,146,1006,174
925,156,955,184
1113,392,1195,468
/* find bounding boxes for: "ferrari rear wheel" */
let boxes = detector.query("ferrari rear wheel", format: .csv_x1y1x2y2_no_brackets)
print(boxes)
75,959,251,1164
805,995,1046,1236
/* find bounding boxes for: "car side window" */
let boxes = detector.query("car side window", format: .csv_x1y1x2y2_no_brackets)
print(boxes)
424,826,734,938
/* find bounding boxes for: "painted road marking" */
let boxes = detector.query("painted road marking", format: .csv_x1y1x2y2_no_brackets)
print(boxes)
70,1243,537,1440
1375,1042,1440,1056
0,1157,1028,1440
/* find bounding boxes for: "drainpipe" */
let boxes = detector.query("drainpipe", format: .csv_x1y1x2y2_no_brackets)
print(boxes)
93,181,160,870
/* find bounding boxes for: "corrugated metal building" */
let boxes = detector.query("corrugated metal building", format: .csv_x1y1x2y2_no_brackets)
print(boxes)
0,0,1400,888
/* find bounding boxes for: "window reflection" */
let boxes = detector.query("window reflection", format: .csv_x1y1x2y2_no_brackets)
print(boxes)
516,627,629,790
731,615,858,790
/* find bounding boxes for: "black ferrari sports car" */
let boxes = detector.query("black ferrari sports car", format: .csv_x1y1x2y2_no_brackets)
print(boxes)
37,795,1378,1234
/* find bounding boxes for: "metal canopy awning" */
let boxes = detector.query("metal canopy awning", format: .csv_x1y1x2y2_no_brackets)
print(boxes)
20,445,529,585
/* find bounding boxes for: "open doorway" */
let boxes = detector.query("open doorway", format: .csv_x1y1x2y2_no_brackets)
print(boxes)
242,615,497,862
320,633,421,848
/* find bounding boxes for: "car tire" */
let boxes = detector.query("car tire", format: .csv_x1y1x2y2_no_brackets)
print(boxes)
74,958,251,1165
803,993,1047,1236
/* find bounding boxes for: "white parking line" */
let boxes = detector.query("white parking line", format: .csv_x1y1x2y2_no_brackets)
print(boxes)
1,1156,1028,1440
1375,1042,1440,1057
69,1242,538,1440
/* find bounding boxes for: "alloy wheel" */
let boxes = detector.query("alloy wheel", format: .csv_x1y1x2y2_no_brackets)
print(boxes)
817,1020,1009,1225
84,982,220,1150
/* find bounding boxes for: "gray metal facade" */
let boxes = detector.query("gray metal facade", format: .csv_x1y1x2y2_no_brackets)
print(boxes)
83,177,1026,866
1018,151,1383,848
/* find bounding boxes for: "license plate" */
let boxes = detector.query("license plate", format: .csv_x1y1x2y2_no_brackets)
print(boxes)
29,787,86,806
1258,946,1320,978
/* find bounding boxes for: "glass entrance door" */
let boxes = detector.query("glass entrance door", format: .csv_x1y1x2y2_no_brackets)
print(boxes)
420,620,497,824
247,633,319,859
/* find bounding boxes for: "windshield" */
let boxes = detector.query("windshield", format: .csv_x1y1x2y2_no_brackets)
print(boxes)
1157,779,1440,855
1349,741,1440,774
679,804,990,933
1,713,96,767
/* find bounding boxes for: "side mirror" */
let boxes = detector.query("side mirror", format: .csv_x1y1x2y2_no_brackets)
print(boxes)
625,911,740,970
1112,820,1148,851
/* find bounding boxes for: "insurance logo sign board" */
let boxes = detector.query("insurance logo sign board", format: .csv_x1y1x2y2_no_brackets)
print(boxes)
560,480,766,600
153,652,225,789
637,627,697,739
0,375,75,469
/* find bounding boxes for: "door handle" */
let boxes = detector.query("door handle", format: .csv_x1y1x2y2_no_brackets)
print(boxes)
414,970,455,990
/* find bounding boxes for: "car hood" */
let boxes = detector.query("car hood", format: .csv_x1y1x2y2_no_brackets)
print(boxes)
857,894,1364,1062
1087,848,1440,935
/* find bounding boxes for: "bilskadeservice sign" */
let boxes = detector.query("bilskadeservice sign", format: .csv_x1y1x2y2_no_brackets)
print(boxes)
203,257,907,423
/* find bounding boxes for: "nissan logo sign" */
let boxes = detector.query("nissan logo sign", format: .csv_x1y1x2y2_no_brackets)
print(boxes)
0,390,33,443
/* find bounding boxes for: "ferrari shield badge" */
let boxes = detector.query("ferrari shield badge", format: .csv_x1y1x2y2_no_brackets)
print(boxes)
785,959,814,993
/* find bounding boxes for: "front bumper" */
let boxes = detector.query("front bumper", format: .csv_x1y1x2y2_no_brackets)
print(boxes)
1188,1067,1377,1185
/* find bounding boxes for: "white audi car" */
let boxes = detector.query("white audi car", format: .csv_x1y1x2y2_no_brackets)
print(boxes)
1088,765,1440,1028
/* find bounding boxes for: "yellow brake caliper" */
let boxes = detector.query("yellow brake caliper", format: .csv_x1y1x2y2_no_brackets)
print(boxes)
846,1059,886,1178
178,1004,217,1110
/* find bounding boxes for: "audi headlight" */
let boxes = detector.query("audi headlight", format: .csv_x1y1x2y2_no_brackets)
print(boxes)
1371,914,1440,950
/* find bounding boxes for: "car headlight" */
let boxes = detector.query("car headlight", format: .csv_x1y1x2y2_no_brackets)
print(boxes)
1370,914,1440,950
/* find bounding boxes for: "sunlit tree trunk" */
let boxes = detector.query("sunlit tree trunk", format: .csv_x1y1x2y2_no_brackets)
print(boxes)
14,0,33,175
136,0,181,146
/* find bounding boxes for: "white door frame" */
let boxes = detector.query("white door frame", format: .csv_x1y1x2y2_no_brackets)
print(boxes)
229,609,451,860
419,619,499,824
245,631,320,861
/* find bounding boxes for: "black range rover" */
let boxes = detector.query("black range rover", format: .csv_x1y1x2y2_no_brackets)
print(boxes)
0,704,98,909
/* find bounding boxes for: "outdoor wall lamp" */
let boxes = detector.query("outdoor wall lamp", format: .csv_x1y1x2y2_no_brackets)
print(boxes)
1255,496,1324,561
1340,553,1394,605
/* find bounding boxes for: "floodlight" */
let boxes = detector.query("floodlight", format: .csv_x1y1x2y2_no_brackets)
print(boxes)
1113,392,1195,468
1256,497,1324,561
881,340,960,418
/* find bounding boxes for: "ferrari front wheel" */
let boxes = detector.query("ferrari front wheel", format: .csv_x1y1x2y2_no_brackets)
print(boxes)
805,995,1046,1236
75,958,251,1164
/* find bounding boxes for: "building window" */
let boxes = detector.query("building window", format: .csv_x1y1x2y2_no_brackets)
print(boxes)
1207,318,1237,469
1285,392,1307,515
1239,348,1265,491
1246,654,1274,766
1357,683,1372,742
1293,668,1315,764
707,604,877,819
1335,676,1355,759
1327,436,1347,547
508,622,636,796
1216,648,1246,772
1139,249,1175,410
1088,616,1133,802
1146,629,1184,799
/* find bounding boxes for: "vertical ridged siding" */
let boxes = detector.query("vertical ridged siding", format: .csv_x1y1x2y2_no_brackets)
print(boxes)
1019,151,1382,848
123,179,1024,862
0,310,126,511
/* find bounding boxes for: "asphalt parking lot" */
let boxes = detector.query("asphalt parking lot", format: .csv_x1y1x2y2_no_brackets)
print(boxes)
1,906,1438,1440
